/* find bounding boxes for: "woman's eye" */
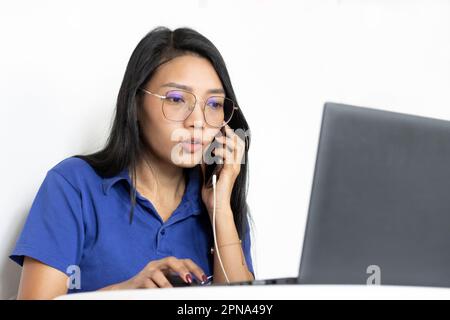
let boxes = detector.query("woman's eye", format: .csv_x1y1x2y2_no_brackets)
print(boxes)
207,101,223,109
167,96,184,103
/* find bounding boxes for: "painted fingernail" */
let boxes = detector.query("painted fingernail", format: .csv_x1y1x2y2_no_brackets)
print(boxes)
202,274,208,282
186,274,192,284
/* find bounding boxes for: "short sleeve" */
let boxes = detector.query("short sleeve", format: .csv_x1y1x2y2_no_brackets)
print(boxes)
241,220,254,277
9,169,85,275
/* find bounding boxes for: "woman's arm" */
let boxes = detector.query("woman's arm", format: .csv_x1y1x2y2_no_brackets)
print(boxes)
212,205,254,283
201,126,254,284
17,255,207,299
17,257,69,300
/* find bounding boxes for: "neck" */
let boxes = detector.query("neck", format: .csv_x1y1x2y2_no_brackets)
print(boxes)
135,151,186,203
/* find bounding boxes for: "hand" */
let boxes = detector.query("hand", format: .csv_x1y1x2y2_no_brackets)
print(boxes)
105,256,207,289
200,125,246,218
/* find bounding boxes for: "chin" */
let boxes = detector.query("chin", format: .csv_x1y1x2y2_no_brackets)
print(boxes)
175,160,200,168
170,149,203,168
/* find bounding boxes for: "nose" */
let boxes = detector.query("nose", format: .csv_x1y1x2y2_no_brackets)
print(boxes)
184,99,206,129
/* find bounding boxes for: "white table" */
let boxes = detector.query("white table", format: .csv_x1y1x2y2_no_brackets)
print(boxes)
56,284,450,300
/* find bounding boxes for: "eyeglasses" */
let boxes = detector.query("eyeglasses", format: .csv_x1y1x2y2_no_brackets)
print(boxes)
139,88,238,128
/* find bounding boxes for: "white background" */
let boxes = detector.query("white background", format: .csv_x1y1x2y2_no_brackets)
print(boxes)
1,0,449,299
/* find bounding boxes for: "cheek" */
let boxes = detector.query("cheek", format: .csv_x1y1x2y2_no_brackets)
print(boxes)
142,102,164,124
146,123,179,155
141,110,179,155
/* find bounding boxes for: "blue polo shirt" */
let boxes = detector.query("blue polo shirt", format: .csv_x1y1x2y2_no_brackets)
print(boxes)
10,156,253,293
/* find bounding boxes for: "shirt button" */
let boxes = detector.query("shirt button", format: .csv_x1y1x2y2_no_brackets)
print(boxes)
160,229,166,235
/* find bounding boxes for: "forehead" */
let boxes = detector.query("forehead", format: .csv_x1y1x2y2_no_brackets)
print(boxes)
148,55,223,93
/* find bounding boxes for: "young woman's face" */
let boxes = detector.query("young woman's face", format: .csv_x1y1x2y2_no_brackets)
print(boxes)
138,54,223,167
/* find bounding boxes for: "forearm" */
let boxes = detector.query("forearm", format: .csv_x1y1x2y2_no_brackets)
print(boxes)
211,207,254,284
98,281,128,291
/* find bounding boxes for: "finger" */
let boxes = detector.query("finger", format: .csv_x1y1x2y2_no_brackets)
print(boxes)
213,147,235,164
223,126,246,152
215,135,236,152
224,124,234,136
143,278,158,289
182,259,207,283
164,257,191,283
150,270,173,288
224,125,239,141
235,143,245,164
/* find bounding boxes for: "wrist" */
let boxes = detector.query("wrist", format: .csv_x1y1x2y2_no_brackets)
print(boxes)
208,205,233,222
100,278,134,291
207,194,230,210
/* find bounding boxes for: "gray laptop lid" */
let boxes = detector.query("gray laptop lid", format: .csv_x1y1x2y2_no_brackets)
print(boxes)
299,102,450,287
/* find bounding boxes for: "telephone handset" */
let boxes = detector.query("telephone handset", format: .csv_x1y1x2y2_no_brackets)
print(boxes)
204,127,225,188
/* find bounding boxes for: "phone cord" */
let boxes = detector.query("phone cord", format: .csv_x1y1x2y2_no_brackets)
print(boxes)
212,174,230,284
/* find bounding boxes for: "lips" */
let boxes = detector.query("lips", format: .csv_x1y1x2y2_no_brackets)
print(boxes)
181,138,203,153
184,138,202,144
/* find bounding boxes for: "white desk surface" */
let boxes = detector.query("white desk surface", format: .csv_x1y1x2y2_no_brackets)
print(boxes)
56,284,450,300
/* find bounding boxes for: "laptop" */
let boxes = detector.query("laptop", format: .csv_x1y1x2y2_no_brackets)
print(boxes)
299,102,450,287
195,102,450,287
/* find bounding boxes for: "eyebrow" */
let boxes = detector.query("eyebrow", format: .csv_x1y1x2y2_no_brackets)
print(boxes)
160,82,225,95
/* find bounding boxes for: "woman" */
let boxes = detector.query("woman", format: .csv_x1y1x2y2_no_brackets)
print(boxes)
10,26,254,299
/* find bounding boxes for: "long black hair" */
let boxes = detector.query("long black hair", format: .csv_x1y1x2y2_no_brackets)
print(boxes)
74,26,252,239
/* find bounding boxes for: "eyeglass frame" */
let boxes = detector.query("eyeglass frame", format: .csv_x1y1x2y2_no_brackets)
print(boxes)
139,87,239,128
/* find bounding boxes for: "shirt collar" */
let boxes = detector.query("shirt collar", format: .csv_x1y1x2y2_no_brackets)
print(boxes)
102,167,131,195
101,165,203,211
